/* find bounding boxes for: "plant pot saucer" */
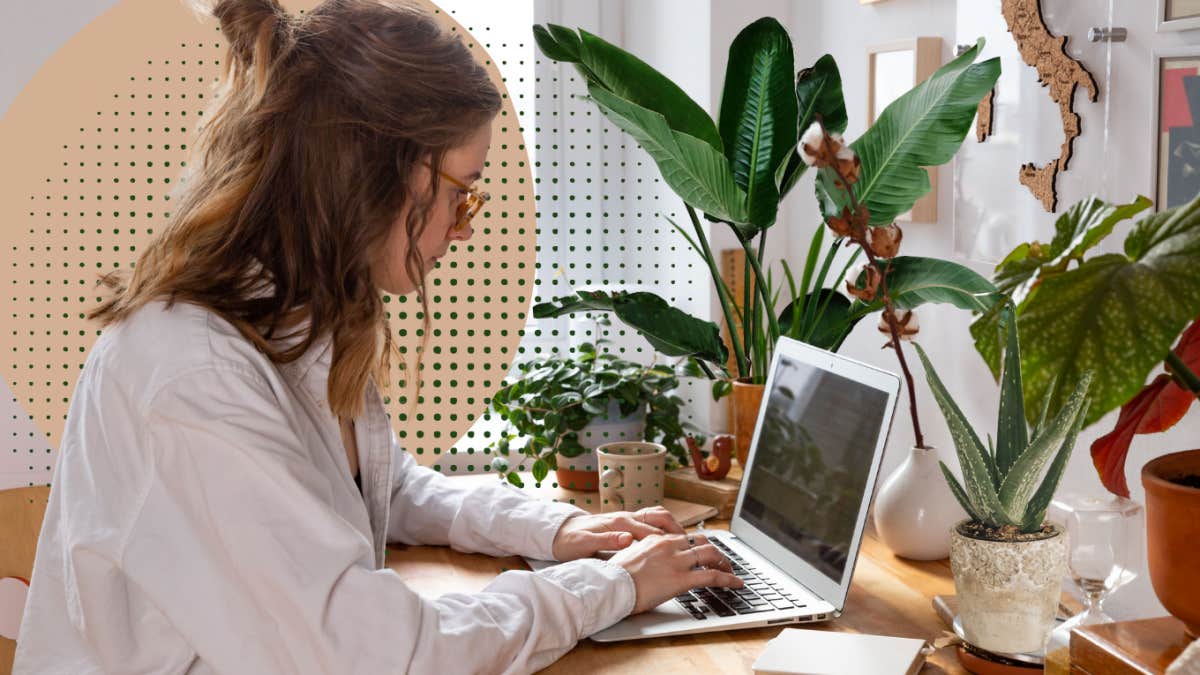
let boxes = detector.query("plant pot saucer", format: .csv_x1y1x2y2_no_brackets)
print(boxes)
952,615,1056,666
955,645,1041,673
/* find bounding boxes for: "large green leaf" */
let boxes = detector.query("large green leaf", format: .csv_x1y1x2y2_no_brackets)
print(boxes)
850,256,1002,318
532,24,580,62
778,54,848,198
533,24,723,150
997,196,1153,298
815,39,1001,225
971,197,1154,378
1017,196,1200,427
778,289,857,350
588,86,749,225
532,290,730,367
718,17,797,232
1022,210,1200,425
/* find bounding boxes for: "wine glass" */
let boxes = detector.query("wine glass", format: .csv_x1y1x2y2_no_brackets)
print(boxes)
1057,493,1142,623
1043,493,1143,674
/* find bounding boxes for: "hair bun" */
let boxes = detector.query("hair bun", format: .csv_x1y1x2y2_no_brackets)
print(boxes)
194,0,290,70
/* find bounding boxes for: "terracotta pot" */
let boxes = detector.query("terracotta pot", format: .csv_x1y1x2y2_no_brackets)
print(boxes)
1142,449,1200,638
554,402,645,493
949,520,1065,654
732,379,765,467
554,467,599,491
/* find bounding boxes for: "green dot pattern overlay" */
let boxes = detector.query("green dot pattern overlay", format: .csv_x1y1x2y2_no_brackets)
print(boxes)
1,1,704,490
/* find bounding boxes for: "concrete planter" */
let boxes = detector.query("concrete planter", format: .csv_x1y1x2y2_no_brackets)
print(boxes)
949,520,1066,654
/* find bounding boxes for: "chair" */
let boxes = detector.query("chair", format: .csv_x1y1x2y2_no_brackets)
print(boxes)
0,486,50,675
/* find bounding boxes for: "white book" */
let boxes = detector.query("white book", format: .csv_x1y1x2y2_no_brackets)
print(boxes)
752,628,929,675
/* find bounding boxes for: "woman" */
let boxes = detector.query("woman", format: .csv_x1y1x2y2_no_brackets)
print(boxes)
13,1,741,673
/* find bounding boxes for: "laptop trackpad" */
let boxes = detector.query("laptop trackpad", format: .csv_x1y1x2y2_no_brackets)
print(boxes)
590,601,695,642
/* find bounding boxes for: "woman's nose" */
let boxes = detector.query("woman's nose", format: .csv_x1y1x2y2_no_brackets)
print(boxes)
448,223,473,242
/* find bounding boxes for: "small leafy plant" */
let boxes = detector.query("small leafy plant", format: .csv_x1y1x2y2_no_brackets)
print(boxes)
916,310,1093,535
488,341,691,487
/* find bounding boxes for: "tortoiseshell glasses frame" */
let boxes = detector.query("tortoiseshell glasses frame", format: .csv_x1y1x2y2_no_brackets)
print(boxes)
437,170,490,232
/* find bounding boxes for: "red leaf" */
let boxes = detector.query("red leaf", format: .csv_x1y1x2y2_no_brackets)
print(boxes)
1091,317,1200,497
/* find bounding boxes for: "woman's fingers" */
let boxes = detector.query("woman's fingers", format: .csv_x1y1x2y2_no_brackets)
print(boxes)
635,506,687,535
613,513,665,539
684,543,734,573
687,566,744,589
669,533,710,550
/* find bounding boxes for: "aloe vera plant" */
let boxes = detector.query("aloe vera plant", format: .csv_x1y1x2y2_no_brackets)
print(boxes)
915,310,1093,534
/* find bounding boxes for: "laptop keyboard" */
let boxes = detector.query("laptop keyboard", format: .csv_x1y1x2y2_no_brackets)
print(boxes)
673,538,805,620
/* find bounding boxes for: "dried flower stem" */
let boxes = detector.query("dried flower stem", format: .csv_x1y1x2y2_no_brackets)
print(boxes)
816,118,927,449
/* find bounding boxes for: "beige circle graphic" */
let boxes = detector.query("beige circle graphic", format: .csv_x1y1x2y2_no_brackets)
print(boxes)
0,0,535,467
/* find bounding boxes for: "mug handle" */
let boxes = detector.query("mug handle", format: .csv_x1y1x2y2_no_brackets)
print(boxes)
600,466,624,510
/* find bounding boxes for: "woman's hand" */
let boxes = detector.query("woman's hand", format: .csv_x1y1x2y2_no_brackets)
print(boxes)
609,533,743,613
550,506,685,562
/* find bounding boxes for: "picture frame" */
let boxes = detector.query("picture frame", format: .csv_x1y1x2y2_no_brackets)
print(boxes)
867,37,942,223
1151,47,1200,211
1157,0,1200,32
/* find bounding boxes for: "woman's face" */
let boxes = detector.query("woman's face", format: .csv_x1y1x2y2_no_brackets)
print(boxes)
372,123,492,296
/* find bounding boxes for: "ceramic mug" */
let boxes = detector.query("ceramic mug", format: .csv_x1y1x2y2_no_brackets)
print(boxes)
597,441,666,512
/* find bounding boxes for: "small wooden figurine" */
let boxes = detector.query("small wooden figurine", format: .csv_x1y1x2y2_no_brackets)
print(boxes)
687,435,733,481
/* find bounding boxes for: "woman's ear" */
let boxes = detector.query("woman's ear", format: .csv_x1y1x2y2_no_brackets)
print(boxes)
406,154,435,199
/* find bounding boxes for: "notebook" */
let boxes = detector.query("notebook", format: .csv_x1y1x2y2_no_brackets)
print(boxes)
752,628,929,675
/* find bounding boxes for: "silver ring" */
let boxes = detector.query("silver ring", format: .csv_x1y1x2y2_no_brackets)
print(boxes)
687,535,696,546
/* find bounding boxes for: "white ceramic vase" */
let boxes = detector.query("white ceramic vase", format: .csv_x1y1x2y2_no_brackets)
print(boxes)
873,446,966,560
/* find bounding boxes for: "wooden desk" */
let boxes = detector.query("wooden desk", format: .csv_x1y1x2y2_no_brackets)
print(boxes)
385,474,964,674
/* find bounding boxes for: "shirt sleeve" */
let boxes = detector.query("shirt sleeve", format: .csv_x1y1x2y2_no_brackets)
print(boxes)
385,430,588,562
119,366,635,675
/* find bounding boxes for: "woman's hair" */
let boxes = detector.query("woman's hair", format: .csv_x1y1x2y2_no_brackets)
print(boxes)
87,0,501,420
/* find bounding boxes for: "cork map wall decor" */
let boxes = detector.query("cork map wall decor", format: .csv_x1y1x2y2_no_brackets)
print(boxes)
976,88,995,143
1001,0,1098,212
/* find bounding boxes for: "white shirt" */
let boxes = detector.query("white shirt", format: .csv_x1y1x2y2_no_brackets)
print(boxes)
13,298,636,674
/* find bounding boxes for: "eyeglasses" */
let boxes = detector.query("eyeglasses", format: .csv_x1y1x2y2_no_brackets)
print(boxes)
437,170,490,232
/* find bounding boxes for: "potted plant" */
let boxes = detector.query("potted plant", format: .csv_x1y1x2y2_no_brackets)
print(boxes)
1142,450,1200,638
917,310,1093,655
486,340,691,490
531,20,1003,467
970,192,1200,636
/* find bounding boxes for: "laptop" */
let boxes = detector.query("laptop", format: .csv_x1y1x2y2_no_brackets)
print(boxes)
525,336,901,641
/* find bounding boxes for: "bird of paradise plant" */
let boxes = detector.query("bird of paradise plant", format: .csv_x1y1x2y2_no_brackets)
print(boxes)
530,18,1003,424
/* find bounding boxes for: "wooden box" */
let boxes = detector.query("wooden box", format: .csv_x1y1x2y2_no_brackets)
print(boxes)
664,465,742,519
1070,616,1193,674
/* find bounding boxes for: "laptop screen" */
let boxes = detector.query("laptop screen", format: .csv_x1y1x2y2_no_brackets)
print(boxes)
738,352,891,584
